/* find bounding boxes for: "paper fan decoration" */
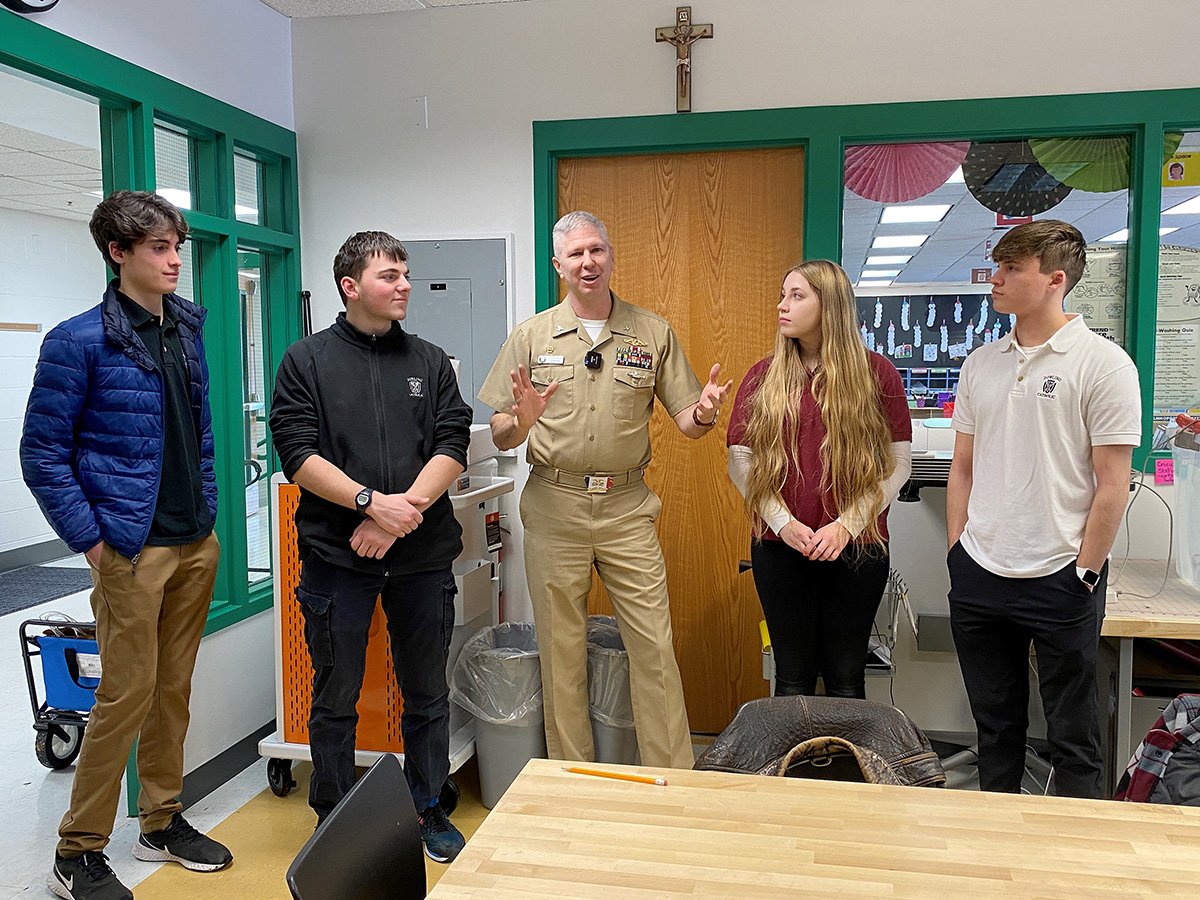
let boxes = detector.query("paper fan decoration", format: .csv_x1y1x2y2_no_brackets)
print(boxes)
1029,133,1184,193
963,140,1071,217
845,142,971,203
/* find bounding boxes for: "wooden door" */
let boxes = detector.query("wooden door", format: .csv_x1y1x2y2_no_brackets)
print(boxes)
558,148,804,732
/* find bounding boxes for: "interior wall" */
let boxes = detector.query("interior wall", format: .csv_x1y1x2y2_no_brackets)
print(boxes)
0,208,105,554
286,0,1197,734
13,0,294,129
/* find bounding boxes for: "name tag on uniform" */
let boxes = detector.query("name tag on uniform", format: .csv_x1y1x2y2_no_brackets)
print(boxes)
537,354,565,365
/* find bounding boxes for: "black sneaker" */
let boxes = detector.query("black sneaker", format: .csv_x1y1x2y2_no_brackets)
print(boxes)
47,851,133,900
417,801,465,863
133,814,232,871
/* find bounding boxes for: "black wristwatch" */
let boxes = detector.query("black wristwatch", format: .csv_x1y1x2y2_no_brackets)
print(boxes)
354,487,374,516
1076,566,1101,590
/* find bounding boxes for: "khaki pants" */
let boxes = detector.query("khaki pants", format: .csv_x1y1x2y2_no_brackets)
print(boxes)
520,477,692,769
57,532,220,856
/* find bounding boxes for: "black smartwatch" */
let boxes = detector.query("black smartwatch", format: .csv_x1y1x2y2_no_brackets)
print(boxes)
354,487,374,516
1076,566,1101,590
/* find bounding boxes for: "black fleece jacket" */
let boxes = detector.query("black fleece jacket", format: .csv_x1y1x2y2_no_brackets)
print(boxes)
269,314,472,574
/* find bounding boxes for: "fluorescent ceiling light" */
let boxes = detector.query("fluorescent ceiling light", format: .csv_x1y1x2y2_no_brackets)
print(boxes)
880,204,951,224
862,269,901,278
872,234,929,249
1163,195,1200,215
946,166,965,184
1097,227,1179,243
237,270,259,279
235,204,259,217
867,255,912,265
156,188,191,210
857,280,893,288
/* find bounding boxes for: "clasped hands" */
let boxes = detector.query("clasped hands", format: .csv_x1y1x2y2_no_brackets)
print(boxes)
350,490,429,559
779,519,851,562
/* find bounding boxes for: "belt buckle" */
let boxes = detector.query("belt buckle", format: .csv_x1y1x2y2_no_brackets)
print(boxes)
585,475,613,494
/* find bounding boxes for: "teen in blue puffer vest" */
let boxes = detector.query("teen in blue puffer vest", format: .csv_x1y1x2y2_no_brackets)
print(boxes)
21,191,231,900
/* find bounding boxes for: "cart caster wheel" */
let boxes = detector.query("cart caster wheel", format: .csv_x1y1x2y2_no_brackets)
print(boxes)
267,758,296,797
439,777,460,815
36,724,83,770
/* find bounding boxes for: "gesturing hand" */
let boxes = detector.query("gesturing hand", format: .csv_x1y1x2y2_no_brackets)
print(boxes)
350,518,398,559
510,364,559,431
696,363,733,424
778,520,815,554
802,521,851,562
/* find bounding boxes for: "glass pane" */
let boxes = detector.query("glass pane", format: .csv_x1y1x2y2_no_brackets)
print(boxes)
239,251,271,583
176,239,196,302
234,153,261,225
154,122,193,211
843,136,1131,415
1157,132,1200,426
0,65,104,557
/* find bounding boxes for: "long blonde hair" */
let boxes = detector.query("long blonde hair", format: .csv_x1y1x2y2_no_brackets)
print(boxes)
741,260,896,544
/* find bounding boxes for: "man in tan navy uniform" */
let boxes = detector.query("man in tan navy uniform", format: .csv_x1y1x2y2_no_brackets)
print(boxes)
479,211,730,768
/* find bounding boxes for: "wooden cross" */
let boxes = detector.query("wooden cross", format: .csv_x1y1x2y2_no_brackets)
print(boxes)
655,6,713,113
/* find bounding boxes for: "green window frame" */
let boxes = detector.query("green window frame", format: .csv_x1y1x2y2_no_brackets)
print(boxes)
1,13,303,632
534,89,1200,464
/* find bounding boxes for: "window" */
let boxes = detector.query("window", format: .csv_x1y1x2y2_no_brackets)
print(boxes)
153,121,194,211
1156,132,1200,425
238,250,271,585
234,152,262,225
843,137,1133,411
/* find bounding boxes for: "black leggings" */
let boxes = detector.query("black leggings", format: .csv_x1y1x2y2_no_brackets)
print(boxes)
750,539,890,699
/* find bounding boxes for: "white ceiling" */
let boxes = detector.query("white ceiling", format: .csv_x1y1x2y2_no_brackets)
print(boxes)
257,0,535,17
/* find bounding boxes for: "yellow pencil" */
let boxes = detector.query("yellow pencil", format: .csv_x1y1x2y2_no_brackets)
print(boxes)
563,766,668,786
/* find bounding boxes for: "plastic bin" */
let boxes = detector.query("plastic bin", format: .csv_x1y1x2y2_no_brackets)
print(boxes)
586,616,638,765
1173,439,1200,590
449,622,545,808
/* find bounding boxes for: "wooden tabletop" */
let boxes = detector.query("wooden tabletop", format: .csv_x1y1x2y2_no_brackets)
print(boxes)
1103,558,1200,639
428,758,1200,899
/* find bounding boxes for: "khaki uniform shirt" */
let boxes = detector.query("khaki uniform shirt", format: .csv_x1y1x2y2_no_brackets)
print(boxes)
478,293,702,473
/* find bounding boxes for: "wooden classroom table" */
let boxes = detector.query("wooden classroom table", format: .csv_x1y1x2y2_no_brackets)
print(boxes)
428,757,1200,900
1103,559,1200,789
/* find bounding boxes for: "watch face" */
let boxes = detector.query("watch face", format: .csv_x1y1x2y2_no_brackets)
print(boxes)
2,0,63,13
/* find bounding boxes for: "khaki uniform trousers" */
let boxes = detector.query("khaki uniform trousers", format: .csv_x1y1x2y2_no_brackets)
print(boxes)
520,476,693,769
57,532,219,855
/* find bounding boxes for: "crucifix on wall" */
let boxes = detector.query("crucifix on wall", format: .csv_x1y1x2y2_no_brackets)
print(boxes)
655,6,713,113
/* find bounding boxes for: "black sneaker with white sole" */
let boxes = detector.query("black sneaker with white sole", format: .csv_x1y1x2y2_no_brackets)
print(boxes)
133,813,232,871
47,851,133,900
417,801,465,863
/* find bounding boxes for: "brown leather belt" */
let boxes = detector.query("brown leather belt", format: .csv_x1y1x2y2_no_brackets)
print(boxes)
530,465,644,493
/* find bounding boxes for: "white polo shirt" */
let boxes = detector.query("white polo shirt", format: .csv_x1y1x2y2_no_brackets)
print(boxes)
952,314,1141,578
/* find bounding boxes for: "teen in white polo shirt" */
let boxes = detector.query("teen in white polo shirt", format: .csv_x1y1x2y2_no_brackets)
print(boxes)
946,220,1140,798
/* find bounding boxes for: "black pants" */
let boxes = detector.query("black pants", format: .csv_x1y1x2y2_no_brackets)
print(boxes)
295,556,457,819
750,539,890,699
947,542,1107,798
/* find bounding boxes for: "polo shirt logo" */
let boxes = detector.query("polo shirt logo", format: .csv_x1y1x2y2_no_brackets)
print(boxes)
1037,375,1062,400
408,377,424,397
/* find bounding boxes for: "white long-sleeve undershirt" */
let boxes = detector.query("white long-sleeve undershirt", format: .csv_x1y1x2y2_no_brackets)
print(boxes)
727,441,912,538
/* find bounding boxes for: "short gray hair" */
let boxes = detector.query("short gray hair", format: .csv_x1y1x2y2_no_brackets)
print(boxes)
552,210,610,256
